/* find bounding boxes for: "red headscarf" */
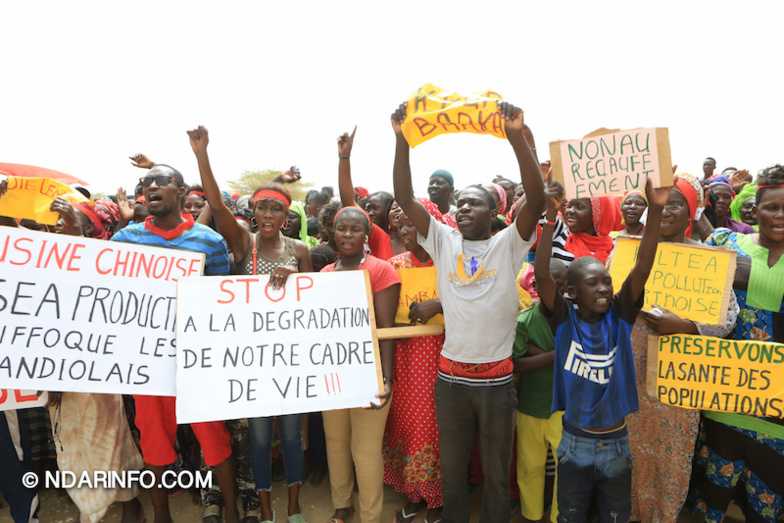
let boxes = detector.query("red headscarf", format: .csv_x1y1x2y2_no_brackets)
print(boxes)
674,176,699,237
563,196,622,264
74,201,111,240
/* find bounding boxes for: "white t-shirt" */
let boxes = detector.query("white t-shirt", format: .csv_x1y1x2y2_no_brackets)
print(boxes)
419,215,535,363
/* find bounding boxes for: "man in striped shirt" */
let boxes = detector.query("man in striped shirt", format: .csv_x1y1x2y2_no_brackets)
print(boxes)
112,164,240,523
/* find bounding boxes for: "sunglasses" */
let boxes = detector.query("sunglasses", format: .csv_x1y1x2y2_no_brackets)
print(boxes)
140,175,182,188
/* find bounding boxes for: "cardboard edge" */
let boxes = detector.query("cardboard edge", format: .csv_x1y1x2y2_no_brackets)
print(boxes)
646,334,660,398
655,127,674,187
364,271,385,395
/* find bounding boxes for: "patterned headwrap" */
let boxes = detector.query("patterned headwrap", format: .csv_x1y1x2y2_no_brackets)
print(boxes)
708,175,735,197
96,198,120,221
491,183,508,214
622,189,648,205
74,201,111,240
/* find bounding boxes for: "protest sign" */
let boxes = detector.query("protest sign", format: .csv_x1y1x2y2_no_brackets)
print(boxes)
0,176,89,225
175,271,384,424
549,128,673,199
0,390,47,411
0,227,204,396
648,334,784,418
609,238,736,324
395,267,443,326
401,83,505,148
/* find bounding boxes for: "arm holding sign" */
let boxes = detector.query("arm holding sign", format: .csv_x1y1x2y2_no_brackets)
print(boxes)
0,179,19,227
499,102,544,241
367,283,400,409
187,126,249,258
533,183,562,313
627,179,670,302
391,103,433,238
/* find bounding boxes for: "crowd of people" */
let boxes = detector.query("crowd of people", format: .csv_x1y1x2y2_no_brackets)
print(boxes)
0,102,783,523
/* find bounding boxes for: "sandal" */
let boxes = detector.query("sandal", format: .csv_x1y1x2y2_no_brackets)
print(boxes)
326,506,354,523
394,502,426,523
260,509,276,523
203,504,221,523
243,508,261,523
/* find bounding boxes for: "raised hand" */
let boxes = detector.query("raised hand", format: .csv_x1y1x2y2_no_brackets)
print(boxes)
116,188,134,222
275,168,302,184
338,126,357,157
129,153,155,169
544,180,566,217
390,102,407,135
50,197,81,236
187,126,209,155
540,160,552,182
645,177,672,208
497,101,524,134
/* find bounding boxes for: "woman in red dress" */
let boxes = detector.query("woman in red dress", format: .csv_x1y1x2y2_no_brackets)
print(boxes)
384,200,449,523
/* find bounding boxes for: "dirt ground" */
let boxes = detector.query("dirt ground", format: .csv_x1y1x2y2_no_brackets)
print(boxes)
0,478,744,523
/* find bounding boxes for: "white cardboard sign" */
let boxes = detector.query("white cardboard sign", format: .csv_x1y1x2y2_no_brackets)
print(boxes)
175,271,382,424
0,226,204,395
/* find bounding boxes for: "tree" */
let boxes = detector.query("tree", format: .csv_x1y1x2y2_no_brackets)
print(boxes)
226,169,313,202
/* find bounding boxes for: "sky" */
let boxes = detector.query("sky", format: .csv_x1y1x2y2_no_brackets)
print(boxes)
2,1,783,199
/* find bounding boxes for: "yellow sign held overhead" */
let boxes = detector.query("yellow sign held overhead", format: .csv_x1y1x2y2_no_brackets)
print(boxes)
401,83,506,148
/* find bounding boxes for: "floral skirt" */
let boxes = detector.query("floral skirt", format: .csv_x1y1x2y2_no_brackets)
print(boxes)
382,335,443,508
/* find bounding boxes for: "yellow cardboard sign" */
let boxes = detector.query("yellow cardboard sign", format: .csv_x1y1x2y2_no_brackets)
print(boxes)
609,238,736,324
401,83,505,148
0,176,88,225
549,127,673,199
648,334,784,418
395,266,444,326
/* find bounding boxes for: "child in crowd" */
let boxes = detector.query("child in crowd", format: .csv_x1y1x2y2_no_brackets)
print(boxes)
534,179,670,523
513,258,567,523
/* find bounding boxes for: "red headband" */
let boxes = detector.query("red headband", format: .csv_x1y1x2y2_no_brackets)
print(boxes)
335,206,371,229
758,184,784,189
187,190,206,198
253,189,291,207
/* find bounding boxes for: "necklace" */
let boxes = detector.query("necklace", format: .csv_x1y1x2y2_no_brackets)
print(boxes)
337,252,367,271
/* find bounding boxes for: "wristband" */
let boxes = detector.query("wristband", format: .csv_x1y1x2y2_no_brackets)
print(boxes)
383,376,393,385
339,155,350,159
545,219,557,227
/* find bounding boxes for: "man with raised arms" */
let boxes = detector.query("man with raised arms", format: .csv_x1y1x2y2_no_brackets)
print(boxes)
391,101,544,523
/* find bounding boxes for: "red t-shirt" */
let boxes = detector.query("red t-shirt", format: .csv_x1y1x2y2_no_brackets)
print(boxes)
367,225,393,262
321,254,400,294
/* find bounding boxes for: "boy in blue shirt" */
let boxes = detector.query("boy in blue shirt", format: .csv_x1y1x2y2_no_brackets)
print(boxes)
534,179,670,523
